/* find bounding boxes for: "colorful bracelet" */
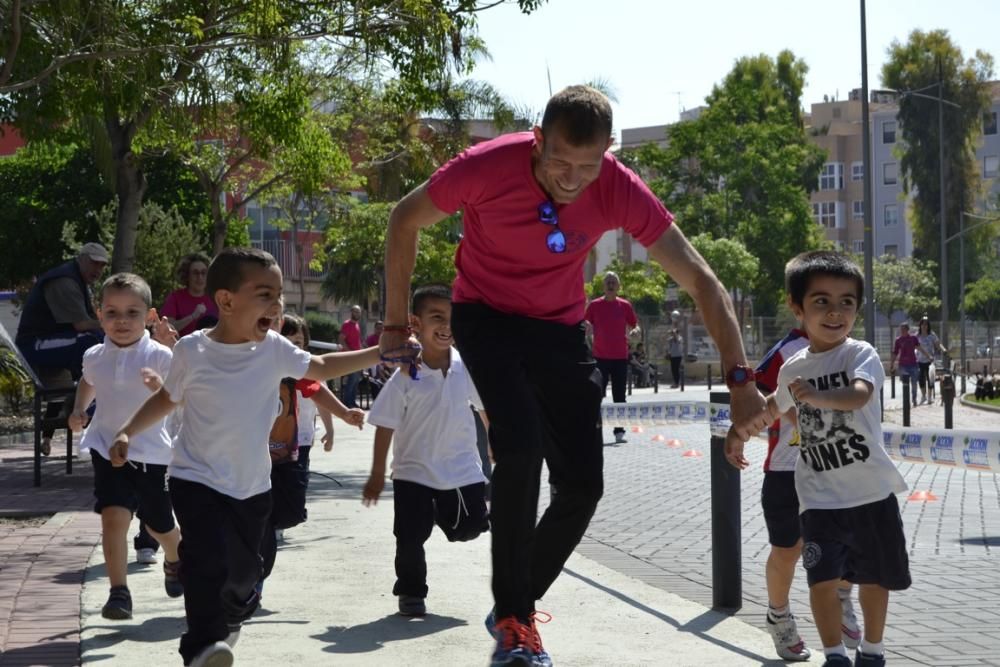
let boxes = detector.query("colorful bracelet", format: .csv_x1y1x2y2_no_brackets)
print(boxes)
382,324,411,333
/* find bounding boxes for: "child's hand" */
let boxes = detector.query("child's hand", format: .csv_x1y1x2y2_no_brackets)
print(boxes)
321,431,333,451
362,473,384,506
341,408,365,429
68,410,89,433
140,367,163,392
724,426,749,470
789,377,817,405
148,310,178,348
109,432,130,467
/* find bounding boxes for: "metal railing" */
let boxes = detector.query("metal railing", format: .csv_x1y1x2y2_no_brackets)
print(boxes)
251,239,324,280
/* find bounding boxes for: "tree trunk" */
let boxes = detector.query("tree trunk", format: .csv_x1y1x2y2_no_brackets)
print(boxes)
210,187,227,256
106,120,147,273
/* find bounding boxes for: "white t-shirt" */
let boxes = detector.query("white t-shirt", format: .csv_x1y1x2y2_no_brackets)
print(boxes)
367,347,486,490
775,338,907,511
81,331,173,465
163,329,311,499
297,392,319,448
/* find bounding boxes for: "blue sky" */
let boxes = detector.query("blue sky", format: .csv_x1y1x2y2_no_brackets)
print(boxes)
473,0,999,137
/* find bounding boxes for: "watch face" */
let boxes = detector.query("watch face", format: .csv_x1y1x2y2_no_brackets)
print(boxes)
732,368,750,383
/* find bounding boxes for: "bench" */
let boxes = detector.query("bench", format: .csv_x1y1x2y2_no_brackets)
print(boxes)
0,322,76,487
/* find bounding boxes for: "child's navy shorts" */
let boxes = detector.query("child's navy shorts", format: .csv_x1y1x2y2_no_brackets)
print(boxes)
800,493,911,590
90,450,176,534
762,471,800,548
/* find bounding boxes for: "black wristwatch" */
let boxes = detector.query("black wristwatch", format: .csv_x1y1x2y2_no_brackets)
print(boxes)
725,364,757,389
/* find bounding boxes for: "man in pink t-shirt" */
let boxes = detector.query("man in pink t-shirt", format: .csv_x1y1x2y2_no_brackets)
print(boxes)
379,85,769,665
339,305,363,408
890,322,930,406
584,271,639,443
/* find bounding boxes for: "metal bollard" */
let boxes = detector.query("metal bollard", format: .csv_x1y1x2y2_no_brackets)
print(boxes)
680,364,685,392
941,374,955,430
880,388,884,423
710,390,741,611
902,375,910,427
707,364,712,391
891,368,896,399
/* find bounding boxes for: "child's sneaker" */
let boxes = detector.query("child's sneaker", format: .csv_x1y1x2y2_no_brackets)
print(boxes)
397,595,426,617
135,547,158,565
224,623,241,648
101,585,133,620
822,654,853,667
855,651,885,667
189,640,234,667
490,616,536,666
485,606,498,638
765,610,811,661
163,559,183,598
840,594,862,649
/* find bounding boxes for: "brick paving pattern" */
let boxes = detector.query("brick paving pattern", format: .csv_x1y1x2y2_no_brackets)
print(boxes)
581,387,1000,667
0,438,99,667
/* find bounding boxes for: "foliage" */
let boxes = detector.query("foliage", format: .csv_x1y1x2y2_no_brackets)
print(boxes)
587,258,669,317
964,275,1000,322
303,311,341,346
0,144,209,289
882,29,997,315
317,201,459,313
870,255,941,340
0,1,548,271
627,50,825,314
0,347,32,413
91,202,206,308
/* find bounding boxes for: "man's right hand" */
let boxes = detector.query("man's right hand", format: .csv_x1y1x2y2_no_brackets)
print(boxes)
378,330,421,375
192,302,207,319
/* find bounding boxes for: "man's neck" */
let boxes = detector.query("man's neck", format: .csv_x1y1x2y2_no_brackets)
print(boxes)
603,294,616,302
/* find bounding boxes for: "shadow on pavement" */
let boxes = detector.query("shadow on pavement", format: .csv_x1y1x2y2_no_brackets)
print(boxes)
0,640,83,665
313,613,467,654
958,535,1000,547
562,568,785,666
82,614,186,652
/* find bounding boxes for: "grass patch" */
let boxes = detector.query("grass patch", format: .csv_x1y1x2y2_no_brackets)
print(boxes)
965,394,1000,408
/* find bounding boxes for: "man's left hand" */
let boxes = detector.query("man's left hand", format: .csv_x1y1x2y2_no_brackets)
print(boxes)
729,385,769,441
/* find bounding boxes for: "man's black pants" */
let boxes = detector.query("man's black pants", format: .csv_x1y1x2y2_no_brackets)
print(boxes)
595,357,628,437
169,477,270,665
452,303,604,623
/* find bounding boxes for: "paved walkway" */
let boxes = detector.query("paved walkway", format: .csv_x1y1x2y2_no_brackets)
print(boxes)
0,437,99,667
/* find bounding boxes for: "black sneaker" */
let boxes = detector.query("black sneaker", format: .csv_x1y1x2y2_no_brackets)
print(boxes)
101,585,133,620
823,655,853,667
163,559,183,598
855,650,885,667
398,595,426,617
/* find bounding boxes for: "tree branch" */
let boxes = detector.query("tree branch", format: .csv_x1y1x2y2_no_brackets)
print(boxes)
0,0,23,88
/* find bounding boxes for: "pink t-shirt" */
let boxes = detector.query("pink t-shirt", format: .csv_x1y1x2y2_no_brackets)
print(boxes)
893,334,920,366
161,289,218,337
584,297,637,359
341,320,361,351
427,133,673,325
364,333,380,347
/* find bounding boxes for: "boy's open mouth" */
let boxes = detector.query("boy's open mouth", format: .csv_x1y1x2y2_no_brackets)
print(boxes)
258,317,273,330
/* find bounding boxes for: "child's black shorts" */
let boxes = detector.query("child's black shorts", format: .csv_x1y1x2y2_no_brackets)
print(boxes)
761,471,801,548
800,493,911,590
90,450,175,534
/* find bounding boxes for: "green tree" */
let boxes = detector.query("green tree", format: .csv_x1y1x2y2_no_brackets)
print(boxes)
882,30,997,315
964,274,1000,367
317,202,458,314
1,1,547,272
629,51,826,314
871,255,941,343
688,233,759,327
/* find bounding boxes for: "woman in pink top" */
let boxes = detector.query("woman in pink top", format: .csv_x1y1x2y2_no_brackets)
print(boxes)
160,252,218,337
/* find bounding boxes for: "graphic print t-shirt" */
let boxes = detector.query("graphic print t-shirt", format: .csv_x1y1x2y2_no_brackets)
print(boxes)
775,338,907,511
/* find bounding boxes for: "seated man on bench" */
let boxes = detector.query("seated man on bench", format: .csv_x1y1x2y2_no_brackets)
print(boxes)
14,243,108,454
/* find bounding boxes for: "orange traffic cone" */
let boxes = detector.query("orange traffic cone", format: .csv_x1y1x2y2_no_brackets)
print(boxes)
908,490,938,501
666,438,683,448
681,449,703,458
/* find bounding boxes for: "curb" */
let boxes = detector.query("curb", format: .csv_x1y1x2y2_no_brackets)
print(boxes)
960,395,1000,413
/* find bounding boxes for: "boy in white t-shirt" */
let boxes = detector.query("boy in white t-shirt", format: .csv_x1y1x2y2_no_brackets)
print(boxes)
112,248,380,667
730,251,909,667
68,273,182,621
362,284,489,618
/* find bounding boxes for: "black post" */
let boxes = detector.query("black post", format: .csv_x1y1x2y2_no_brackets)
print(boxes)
66,426,73,475
891,368,896,399
880,388,884,422
707,364,712,391
680,364,685,392
941,373,955,430
710,390,741,611
902,375,910,427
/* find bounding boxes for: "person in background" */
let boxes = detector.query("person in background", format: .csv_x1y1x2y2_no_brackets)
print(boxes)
161,252,217,337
